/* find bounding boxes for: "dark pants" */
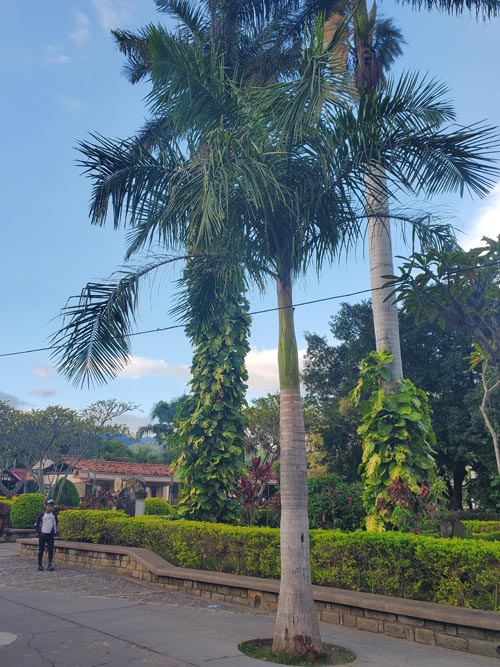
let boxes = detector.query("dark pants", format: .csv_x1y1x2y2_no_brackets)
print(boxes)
38,533,55,566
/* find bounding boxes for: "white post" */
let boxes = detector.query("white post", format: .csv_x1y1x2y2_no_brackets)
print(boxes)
135,497,145,516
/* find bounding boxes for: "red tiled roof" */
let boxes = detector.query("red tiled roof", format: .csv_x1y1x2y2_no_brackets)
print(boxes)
68,459,174,478
7,468,35,481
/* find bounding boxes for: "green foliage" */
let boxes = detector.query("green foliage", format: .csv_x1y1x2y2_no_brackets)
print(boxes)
350,350,444,532
468,474,500,511
308,474,363,531
173,260,250,524
10,493,45,528
389,237,500,475
463,520,500,541
54,478,81,508
59,510,500,609
145,497,176,517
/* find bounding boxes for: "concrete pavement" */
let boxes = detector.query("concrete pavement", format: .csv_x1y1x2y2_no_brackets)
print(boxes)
0,541,497,667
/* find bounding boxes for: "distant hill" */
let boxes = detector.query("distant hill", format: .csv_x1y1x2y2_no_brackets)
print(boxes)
109,434,157,446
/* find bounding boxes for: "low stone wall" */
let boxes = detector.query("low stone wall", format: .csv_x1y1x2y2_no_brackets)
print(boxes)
20,539,500,660
1,528,32,543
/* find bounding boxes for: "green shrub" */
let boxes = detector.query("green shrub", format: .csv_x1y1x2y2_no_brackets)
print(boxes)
54,478,81,508
10,493,45,528
308,474,363,530
463,520,500,534
463,521,500,542
58,510,500,610
145,498,175,516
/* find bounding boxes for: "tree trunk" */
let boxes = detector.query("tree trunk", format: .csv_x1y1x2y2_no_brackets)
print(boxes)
272,274,322,659
366,168,403,389
449,466,467,511
479,369,500,475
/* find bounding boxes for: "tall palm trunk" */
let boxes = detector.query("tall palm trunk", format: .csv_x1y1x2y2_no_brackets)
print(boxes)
366,169,403,387
354,0,404,385
272,273,322,658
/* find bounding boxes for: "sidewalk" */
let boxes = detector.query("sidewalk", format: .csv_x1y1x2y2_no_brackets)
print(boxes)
0,542,496,667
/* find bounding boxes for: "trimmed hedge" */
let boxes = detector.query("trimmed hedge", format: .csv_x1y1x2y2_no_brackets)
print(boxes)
463,520,500,542
145,498,176,517
10,493,45,528
58,510,500,610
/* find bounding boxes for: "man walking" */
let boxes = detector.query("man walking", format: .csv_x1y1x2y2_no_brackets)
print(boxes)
34,499,57,571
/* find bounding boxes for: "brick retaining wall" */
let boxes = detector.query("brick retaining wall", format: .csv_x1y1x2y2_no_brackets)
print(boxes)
20,539,500,660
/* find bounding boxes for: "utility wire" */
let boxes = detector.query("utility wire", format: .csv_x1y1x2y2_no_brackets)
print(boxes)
0,257,499,361
0,286,378,360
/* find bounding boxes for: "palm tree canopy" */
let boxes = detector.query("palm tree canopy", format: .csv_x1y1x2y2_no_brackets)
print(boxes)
51,19,498,387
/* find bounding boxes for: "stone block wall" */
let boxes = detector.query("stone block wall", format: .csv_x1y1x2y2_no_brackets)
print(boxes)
20,540,500,660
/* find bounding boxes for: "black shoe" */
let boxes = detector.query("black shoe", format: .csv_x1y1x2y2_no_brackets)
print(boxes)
38,565,44,571
47,564,55,571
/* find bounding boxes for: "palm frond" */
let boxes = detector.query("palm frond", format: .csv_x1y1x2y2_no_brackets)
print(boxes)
146,26,240,134
398,0,500,19
372,17,405,73
112,28,152,84
155,0,208,38
76,132,182,231
51,256,188,387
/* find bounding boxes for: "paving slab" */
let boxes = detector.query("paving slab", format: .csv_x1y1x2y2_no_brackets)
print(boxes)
0,542,496,667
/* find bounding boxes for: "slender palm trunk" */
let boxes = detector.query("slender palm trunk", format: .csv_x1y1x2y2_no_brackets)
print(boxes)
272,274,322,658
366,168,403,388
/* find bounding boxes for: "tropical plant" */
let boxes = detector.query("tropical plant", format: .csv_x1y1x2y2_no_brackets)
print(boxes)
239,455,276,526
137,396,188,460
350,350,446,531
172,258,251,522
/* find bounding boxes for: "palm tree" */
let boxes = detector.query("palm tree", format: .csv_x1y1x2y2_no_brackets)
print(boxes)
51,19,498,660
352,1,407,386
287,0,498,386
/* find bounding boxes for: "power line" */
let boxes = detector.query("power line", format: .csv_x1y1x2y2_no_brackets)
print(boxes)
0,256,498,361
0,286,377,360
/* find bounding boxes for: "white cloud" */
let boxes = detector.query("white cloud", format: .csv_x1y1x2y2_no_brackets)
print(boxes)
245,347,306,394
460,182,500,250
119,355,190,380
33,366,55,379
91,0,134,30
55,94,82,111
118,348,307,395
71,11,90,45
44,45,71,65
31,387,58,398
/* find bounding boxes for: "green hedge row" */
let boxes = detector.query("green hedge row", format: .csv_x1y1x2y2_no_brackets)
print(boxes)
58,510,500,610
463,520,500,535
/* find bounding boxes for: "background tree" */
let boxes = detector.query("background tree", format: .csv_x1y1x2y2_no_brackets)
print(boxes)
390,236,500,475
243,393,281,463
3,406,99,501
303,300,493,507
0,402,27,497
137,396,188,463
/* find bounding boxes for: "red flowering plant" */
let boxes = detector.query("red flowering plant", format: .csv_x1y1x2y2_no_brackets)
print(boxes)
239,456,280,526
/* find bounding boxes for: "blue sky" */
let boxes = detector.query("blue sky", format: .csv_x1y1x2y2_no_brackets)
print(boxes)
0,0,499,431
